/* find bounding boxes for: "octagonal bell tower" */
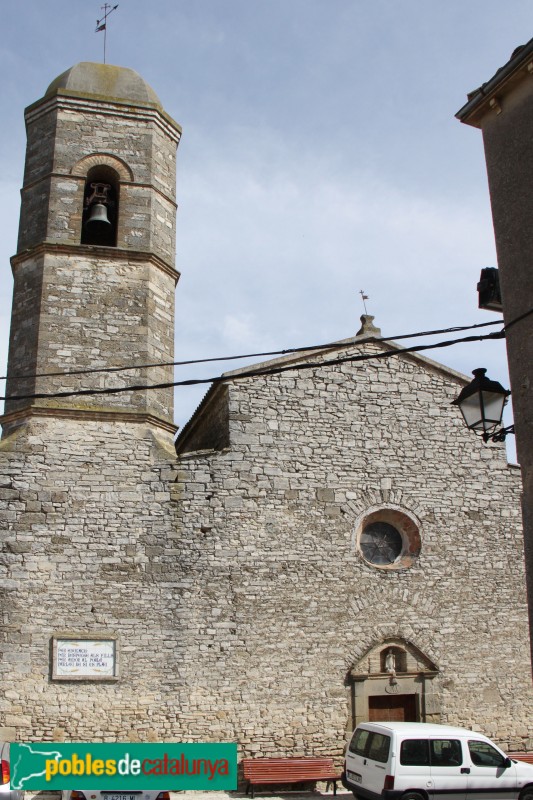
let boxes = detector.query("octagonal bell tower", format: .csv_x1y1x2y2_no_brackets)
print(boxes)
2,63,181,438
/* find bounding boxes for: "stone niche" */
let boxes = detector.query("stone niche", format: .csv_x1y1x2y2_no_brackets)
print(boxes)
347,637,440,729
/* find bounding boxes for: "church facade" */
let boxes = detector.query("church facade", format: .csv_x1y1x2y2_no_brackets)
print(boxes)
0,63,531,757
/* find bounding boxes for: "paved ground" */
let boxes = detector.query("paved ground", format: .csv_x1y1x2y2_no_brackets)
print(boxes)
26,781,350,800
170,792,352,800
27,791,350,800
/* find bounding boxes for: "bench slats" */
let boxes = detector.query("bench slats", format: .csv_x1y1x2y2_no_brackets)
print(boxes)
246,772,339,779
245,767,339,775
242,757,341,798
508,753,533,764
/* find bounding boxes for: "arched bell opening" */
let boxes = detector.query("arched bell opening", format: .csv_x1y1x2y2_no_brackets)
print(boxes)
81,165,119,247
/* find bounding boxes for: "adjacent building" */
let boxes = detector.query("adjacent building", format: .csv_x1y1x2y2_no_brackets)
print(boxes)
457,38,533,670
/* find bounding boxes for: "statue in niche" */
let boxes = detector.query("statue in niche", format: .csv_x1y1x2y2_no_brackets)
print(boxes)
384,648,399,691
385,648,396,675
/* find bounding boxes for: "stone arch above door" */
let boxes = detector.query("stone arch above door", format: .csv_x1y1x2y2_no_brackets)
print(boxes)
347,637,440,731
352,637,438,677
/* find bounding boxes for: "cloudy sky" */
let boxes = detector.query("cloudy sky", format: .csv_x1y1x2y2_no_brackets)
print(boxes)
0,1,529,454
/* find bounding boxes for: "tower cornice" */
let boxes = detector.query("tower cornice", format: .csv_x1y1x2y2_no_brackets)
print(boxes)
0,406,178,435
25,91,182,143
10,242,181,285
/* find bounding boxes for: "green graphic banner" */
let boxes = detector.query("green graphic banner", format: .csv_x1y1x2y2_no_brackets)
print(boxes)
11,742,237,791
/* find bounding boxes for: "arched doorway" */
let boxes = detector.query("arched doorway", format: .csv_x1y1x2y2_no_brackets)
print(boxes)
347,638,439,730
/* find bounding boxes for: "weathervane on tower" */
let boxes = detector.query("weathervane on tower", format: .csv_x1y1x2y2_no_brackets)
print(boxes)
359,289,369,315
95,3,119,64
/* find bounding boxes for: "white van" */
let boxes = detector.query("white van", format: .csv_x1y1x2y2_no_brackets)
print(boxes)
343,722,533,800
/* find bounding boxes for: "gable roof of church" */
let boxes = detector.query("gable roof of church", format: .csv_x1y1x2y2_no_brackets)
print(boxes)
221,317,468,383
175,316,470,453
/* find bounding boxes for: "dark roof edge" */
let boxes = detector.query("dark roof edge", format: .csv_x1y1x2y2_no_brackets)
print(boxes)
456,38,533,125
175,382,226,454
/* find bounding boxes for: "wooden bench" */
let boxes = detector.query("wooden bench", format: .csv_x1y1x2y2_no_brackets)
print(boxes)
508,753,533,764
243,756,342,798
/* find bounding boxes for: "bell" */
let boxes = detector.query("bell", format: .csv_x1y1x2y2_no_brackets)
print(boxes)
86,202,111,226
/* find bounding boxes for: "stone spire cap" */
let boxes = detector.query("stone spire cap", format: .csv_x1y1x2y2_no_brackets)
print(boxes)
356,314,381,337
45,62,162,107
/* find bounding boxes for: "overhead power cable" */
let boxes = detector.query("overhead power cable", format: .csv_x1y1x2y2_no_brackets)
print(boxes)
1,318,503,383
0,328,505,403
502,306,533,332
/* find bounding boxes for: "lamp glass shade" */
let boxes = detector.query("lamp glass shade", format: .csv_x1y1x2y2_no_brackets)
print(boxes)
453,368,509,437
458,390,506,434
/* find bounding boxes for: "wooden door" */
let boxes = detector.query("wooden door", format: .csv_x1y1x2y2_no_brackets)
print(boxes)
368,694,417,721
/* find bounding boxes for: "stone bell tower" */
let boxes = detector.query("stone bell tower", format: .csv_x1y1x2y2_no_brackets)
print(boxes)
0,66,183,742
2,62,181,437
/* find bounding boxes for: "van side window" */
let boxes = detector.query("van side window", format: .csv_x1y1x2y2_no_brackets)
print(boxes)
431,740,462,766
468,741,506,768
400,739,430,766
367,733,391,763
349,729,370,756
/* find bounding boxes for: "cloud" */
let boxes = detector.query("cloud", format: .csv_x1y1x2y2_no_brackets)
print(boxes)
176,123,497,338
221,314,256,348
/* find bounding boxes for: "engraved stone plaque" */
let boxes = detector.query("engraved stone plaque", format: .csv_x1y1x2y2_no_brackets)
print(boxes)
52,637,118,681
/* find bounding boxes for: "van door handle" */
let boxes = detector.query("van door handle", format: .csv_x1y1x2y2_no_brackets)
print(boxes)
461,768,470,774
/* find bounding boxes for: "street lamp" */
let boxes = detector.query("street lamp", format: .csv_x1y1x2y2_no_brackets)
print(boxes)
453,368,515,443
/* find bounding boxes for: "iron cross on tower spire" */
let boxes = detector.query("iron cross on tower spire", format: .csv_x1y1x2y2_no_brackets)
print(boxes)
95,3,119,64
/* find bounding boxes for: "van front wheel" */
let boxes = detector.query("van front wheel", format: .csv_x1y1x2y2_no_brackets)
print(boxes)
352,794,364,800
519,787,533,800
401,792,426,800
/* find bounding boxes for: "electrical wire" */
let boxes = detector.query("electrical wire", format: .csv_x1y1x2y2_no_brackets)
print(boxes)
1,318,504,383
502,306,533,332
0,328,505,403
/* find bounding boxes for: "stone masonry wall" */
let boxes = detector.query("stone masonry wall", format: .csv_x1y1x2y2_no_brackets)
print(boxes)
171,342,532,756
5,253,176,421
19,99,179,266
7,90,180,426
1,343,531,759
0,418,188,742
